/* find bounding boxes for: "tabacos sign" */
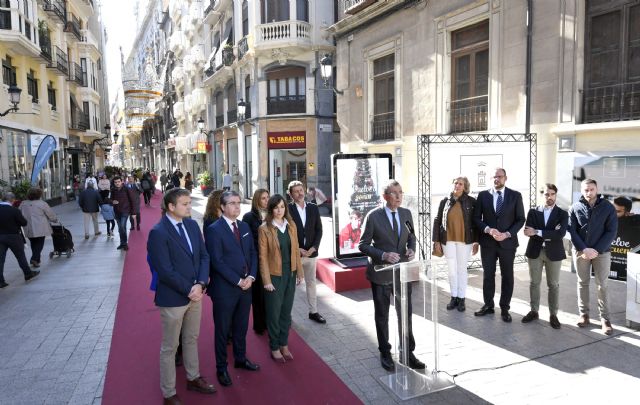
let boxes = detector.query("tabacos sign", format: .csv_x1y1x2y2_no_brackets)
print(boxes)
267,131,306,149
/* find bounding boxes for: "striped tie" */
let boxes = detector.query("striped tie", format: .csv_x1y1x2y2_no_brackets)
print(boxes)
496,191,504,216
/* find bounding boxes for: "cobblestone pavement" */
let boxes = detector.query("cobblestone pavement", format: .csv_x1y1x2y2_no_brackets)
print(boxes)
2,190,638,404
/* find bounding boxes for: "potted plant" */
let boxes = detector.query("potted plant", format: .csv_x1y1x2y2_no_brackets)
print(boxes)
10,180,32,207
222,43,235,66
197,171,214,196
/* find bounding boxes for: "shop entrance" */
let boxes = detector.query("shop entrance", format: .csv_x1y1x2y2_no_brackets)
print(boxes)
269,149,307,196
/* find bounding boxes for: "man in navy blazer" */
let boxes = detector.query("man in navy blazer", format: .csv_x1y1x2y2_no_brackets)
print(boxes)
205,191,260,388
473,168,525,322
522,184,568,329
147,188,215,405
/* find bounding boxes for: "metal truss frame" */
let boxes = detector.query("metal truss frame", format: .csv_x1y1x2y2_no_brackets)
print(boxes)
417,133,537,266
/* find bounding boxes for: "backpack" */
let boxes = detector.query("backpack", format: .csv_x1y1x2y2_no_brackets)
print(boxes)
141,179,151,190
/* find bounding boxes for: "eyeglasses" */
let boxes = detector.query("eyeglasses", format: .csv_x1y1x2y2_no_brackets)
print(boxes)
224,201,241,206
385,191,403,197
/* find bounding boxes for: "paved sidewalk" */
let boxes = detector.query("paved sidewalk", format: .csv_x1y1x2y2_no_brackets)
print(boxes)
2,190,638,404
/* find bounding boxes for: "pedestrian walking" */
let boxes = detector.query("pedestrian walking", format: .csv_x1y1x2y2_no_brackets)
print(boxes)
100,198,116,238
127,175,142,231
159,170,168,192
78,182,102,239
0,192,40,288
184,172,194,192
110,176,134,251
19,187,58,267
141,172,153,206
85,173,98,190
98,174,111,200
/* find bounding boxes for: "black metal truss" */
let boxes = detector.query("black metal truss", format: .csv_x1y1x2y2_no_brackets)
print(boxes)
417,133,537,261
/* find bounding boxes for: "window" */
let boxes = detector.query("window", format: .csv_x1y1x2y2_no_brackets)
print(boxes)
297,0,309,22
47,81,57,110
2,56,16,86
372,53,395,141
27,69,38,104
91,61,97,91
583,2,640,122
261,0,289,23
80,58,88,87
242,0,249,37
450,20,489,132
266,66,306,114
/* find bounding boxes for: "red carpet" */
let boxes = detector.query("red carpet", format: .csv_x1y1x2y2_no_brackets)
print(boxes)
102,192,361,404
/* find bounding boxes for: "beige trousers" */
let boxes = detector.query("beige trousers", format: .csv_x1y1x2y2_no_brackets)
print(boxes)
159,300,202,398
301,256,318,313
83,212,99,235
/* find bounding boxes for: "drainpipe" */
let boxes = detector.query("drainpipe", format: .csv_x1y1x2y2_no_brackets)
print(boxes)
525,0,533,134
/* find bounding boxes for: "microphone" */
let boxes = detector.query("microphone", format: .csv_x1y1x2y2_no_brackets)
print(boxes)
404,220,415,235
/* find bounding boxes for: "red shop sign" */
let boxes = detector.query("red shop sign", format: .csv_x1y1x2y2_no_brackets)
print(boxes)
267,131,306,149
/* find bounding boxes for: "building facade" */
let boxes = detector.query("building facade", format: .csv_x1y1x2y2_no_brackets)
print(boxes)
330,0,639,212
0,0,109,203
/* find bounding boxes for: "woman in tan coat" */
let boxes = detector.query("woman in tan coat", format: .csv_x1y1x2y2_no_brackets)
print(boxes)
19,188,58,267
258,194,303,363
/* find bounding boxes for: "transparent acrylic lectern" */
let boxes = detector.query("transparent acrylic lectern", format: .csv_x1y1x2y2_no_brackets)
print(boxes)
374,260,455,400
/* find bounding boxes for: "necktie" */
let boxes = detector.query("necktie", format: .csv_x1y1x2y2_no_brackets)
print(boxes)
391,211,399,243
176,223,191,253
496,191,504,216
232,221,241,243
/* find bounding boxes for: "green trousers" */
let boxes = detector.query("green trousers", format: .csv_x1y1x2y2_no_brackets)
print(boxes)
264,265,297,351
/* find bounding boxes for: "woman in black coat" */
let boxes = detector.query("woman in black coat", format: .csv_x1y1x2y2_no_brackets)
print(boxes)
242,188,270,334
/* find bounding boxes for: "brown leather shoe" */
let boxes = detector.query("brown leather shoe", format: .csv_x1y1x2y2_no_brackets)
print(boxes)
602,319,613,336
187,376,216,394
549,315,561,329
163,394,182,405
576,314,590,327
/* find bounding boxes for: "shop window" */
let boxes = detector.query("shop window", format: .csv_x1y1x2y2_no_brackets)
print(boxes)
47,81,57,110
266,66,306,115
27,69,38,104
450,20,489,133
261,0,290,23
371,53,395,141
2,55,16,86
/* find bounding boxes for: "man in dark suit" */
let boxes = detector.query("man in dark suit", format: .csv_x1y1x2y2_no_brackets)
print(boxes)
473,168,525,322
359,180,425,372
288,181,325,324
521,184,568,329
147,188,215,405
0,192,40,288
205,191,260,388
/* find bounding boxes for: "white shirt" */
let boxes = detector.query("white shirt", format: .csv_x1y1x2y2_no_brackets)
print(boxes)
165,214,192,253
490,187,505,212
384,206,401,236
536,205,555,237
222,215,239,233
272,219,289,233
295,201,307,227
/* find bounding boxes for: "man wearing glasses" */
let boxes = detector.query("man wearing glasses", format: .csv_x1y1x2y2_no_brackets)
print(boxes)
473,168,525,322
359,180,425,372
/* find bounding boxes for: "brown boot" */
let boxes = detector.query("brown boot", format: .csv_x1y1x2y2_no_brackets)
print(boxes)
577,314,590,327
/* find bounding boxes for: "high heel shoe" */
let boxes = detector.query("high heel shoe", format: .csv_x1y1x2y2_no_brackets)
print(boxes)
271,351,286,363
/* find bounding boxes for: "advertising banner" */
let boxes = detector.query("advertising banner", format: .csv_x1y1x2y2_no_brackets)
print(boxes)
30,135,57,185
331,153,392,258
610,215,640,280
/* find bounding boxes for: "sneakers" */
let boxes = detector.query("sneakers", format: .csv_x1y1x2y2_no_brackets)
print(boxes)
521,311,539,323
602,319,613,335
577,314,590,327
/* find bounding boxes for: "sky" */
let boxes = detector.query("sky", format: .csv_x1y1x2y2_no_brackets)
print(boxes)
99,0,139,106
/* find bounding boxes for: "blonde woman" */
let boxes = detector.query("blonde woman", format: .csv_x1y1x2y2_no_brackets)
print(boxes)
433,176,479,312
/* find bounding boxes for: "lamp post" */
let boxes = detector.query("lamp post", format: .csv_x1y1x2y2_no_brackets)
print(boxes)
0,85,22,117
237,99,255,126
319,54,343,95
197,117,205,133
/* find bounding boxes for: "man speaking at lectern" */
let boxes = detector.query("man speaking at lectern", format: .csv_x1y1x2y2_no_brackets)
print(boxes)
359,180,426,372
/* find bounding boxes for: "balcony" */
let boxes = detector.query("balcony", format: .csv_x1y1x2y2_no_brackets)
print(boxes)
39,34,52,62
42,0,67,24
64,16,83,42
267,95,306,115
173,101,185,122
0,12,40,56
255,20,311,50
70,112,90,131
582,82,640,123
80,29,99,51
48,46,69,76
169,30,185,54
344,0,378,15
449,95,488,133
216,114,224,128
237,36,249,60
77,0,94,18
371,112,394,141
227,109,237,124
203,0,218,25
68,62,85,86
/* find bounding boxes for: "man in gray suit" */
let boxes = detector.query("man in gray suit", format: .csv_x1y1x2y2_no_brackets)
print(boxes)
359,180,425,372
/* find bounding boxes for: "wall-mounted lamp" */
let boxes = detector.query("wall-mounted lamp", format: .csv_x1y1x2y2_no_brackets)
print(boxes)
151,136,157,143
169,130,176,138
319,54,343,95
0,85,22,117
237,99,255,127
197,117,205,132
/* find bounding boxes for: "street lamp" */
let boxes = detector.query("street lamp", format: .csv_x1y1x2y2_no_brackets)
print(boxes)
197,117,205,132
237,99,255,126
113,131,119,143
151,136,156,143
319,54,343,95
0,85,22,117
169,130,176,138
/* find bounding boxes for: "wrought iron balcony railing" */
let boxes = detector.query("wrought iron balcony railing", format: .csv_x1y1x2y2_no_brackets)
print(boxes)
450,95,488,133
65,16,82,41
42,0,67,24
69,62,84,85
70,112,89,131
582,81,640,123
267,95,306,115
237,36,249,60
216,114,224,128
227,109,237,124
371,112,394,141
53,45,68,75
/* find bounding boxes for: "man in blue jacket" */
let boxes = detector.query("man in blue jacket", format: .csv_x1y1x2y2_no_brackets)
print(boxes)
568,179,618,335
205,190,260,388
147,188,215,405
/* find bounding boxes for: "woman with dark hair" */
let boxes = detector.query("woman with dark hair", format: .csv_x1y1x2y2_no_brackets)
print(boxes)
19,188,58,267
202,189,224,234
184,172,194,192
242,188,270,334
258,194,303,362
432,176,479,312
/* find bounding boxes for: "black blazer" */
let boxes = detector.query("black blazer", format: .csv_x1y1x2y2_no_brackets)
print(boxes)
289,202,322,258
242,210,262,252
524,205,568,261
359,206,416,285
0,204,28,234
473,187,525,250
